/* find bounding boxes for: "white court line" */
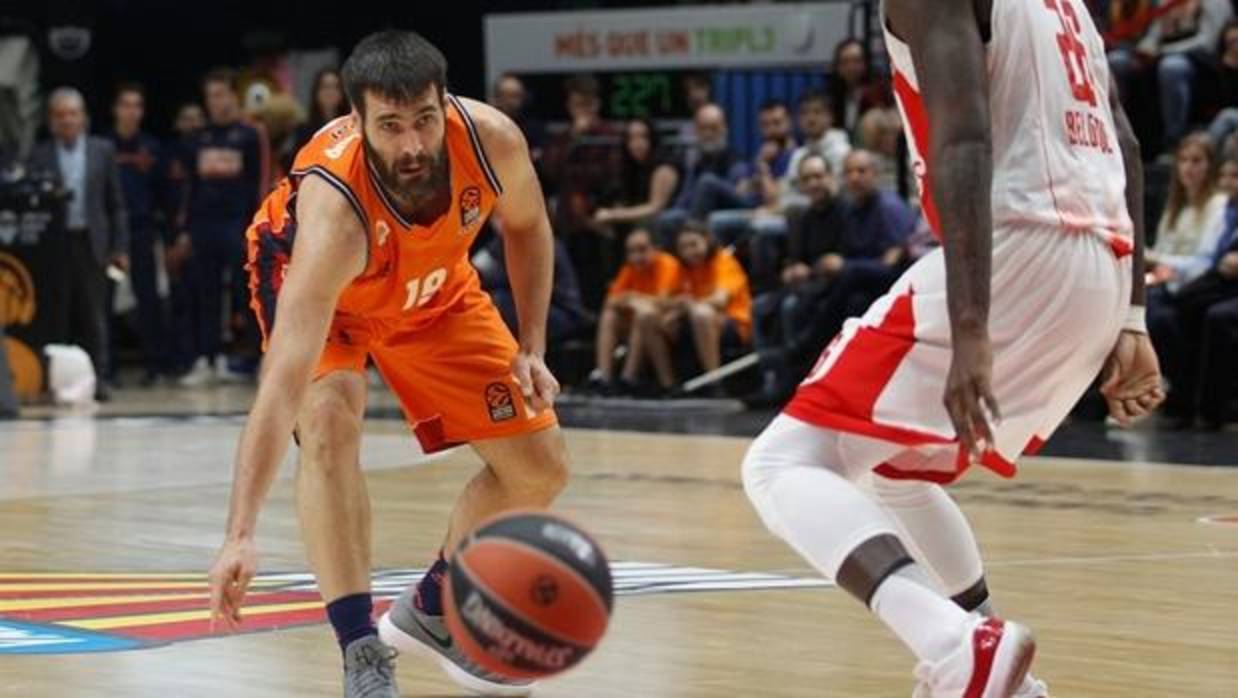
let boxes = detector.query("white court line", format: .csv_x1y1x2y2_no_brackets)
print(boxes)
762,548,1238,578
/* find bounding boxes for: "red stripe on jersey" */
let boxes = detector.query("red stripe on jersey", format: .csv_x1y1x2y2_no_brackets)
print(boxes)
892,71,941,238
787,290,918,424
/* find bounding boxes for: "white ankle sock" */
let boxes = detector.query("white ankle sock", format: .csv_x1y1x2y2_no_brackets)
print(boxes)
870,566,970,664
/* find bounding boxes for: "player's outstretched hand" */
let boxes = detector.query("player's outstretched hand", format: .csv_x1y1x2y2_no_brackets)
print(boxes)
1100,330,1165,427
513,351,560,414
945,330,1001,460
208,536,257,632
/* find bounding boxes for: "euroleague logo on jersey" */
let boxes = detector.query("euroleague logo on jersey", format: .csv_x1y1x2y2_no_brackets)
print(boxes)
485,382,516,422
460,186,482,231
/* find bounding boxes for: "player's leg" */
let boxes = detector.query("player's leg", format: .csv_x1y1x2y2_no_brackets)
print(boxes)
294,369,374,649
868,475,987,607
742,415,976,664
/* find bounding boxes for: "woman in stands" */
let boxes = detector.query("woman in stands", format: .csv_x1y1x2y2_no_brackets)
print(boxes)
663,221,752,396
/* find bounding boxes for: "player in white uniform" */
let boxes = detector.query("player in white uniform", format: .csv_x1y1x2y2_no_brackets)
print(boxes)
742,0,1165,696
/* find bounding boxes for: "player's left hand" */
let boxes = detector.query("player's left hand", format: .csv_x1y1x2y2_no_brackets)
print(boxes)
513,351,560,414
1100,330,1165,427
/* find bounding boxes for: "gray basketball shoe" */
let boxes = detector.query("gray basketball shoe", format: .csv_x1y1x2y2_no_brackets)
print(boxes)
378,583,536,697
342,635,399,698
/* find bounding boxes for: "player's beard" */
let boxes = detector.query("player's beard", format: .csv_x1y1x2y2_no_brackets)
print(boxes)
364,137,450,213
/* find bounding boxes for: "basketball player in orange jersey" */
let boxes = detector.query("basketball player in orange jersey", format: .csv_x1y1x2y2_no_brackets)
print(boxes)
743,1,1165,696
207,31,563,697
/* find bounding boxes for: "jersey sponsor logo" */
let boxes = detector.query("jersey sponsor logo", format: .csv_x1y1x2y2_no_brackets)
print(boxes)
485,382,517,422
460,186,482,231
375,220,391,247
0,565,824,654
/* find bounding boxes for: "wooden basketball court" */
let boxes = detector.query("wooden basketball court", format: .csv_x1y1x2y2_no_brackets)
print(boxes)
1,386,1235,696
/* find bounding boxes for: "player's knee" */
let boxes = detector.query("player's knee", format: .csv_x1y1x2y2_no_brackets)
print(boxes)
740,427,781,504
499,430,570,497
297,396,361,475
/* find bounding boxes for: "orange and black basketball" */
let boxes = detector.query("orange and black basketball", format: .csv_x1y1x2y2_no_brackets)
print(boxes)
443,511,613,680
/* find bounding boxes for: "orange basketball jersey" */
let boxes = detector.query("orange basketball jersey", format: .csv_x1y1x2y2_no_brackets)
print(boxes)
247,95,503,345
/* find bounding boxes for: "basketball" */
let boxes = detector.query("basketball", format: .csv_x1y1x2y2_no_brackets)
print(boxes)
442,511,614,680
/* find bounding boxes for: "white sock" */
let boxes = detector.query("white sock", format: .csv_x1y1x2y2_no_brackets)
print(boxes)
870,566,970,664
869,475,985,597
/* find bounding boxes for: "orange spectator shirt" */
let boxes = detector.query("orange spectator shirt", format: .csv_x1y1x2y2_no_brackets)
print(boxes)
246,95,503,345
606,251,681,299
674,249,753,341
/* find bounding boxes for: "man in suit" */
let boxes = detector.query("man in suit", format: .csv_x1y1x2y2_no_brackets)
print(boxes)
27,86,129,401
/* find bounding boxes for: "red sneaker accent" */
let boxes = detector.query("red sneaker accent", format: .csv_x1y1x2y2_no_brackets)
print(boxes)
963,618,1005,698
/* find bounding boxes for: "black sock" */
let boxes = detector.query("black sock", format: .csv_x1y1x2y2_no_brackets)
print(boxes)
951,577,993,615
325,592,376,654
413,550,449,616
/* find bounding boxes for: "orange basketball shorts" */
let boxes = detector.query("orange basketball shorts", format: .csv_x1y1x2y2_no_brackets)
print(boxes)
311,289,558,453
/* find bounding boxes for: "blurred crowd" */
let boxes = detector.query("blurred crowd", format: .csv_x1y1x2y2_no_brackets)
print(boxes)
6,1,1238,430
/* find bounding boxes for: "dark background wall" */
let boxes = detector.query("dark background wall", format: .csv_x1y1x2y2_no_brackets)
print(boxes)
1,0,753,136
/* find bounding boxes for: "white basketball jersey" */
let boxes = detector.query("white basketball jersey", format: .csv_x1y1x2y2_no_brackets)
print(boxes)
882,0,1133,254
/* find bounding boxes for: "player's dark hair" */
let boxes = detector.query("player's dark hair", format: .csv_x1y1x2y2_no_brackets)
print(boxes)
342,30,448,116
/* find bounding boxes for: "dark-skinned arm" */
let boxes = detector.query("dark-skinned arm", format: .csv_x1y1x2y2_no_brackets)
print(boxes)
886,0,998,456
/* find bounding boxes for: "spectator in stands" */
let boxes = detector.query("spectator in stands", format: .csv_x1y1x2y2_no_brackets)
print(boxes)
745,151,914,407
594,119,680,233
1207,20,1238,152
665,222,752,395
677,72,714,144
27,87,129,401
290,68,349,160
172,68,264,387
1151,154,1238,429
1109,0,1233,150
542,74,621,311
782,88,852,208
703,99,799,246
750,153,845,364
654,103,745,243
474,224,591,349
541,73,619,201
109,82,169,386
588,227,682,396
174,103,206,137
858,106,906,193
1147,132,1228,290
827,38,894,141
491,72,546,159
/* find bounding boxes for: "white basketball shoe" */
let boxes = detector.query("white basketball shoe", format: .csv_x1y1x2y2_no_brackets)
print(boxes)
912,616,1036,698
